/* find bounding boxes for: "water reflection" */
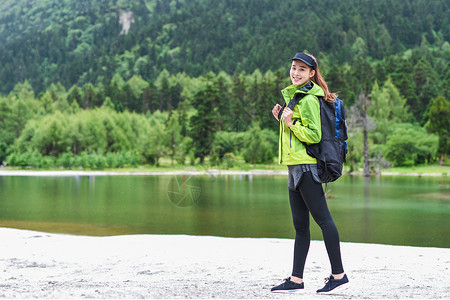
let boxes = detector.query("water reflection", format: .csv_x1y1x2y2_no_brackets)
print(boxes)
364,176,371,243
0,174,448,248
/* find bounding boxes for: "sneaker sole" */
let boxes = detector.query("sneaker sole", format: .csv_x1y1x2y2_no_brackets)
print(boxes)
271,289,304,294
317,282,350,294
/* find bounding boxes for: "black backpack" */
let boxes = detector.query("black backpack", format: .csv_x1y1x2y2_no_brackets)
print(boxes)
278,84,348,183
305,97,348,183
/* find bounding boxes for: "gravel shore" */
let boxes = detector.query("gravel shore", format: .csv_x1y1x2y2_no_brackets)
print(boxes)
0,228,449,299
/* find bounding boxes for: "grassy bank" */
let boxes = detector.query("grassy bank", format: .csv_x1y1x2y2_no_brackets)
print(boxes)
379,165,449,175
2,159,449,176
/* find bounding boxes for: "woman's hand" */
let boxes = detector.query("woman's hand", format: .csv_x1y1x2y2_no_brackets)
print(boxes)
283,107,293,127
272,104,282,121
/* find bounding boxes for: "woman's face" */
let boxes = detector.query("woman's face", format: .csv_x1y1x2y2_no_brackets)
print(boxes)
290,60,315,86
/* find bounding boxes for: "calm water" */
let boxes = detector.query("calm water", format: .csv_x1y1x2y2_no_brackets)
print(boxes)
0,174,448,248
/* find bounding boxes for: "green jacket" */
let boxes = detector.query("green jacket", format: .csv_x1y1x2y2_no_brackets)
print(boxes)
278,81,323,165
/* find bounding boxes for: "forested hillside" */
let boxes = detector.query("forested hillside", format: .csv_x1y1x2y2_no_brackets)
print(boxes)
1,0,448,93
0,0,448,170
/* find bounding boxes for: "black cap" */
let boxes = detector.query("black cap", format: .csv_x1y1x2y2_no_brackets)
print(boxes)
290,52,317,70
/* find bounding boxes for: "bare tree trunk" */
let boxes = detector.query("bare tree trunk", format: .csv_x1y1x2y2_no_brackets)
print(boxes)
349,92,375,176
363,126,370,176
171,131,175,165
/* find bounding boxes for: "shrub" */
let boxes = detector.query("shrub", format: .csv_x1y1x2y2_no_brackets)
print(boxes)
6,150,54,168
384,124,438,166
222,152,236,169
56,152,74,168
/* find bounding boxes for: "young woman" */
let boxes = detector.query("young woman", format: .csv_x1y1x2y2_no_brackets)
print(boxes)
270,52,349,294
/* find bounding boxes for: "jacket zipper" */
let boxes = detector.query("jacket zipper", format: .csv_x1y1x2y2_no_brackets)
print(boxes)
290,132,292,149
289,119,297,149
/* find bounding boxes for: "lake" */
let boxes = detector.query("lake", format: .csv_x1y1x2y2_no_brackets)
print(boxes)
0,174,448,248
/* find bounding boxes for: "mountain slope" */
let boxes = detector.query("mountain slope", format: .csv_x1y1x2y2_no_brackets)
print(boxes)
0,0,448,94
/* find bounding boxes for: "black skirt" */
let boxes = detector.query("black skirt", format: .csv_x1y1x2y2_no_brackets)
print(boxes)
288,164,321,190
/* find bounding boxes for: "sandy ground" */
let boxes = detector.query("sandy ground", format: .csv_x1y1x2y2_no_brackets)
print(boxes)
0,228,449,299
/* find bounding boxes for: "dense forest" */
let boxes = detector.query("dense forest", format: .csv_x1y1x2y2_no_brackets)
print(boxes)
0,0,448,170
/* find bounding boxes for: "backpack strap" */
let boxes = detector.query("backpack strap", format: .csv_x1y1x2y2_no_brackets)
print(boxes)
335,98,341,138
299,95,322,159
278,82,314,121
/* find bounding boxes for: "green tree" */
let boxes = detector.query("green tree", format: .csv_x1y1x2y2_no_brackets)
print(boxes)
176,100,191,137
389,58,420,120
104,80,122,111
426,95,450,160
128,75,149,105
82,83,97,109
142,83,159,113
120,83,139,112
102,97,115,111
241,122,276,164
0,82,39,147
369,78,412,148
67,85,83,107
79,111,107,153
61,116,84,155
413,58,440,124
39,91,56,114
230,72,250,132
189,81,217,164
370,78,412,123
155,69,171,111
164,112,183,164
142,111,167,165
32,113,67,156
210,130,239,166
213,72,232,131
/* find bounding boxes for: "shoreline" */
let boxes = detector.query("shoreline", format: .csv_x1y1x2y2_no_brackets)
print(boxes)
1,228,449,299
0,169,446,177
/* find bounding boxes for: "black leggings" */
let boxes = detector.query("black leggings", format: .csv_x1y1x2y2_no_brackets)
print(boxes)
289,171,344,278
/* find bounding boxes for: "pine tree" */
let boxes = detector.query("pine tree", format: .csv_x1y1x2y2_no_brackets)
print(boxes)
82,83,97,109
213,73,232,131
141,84,158,113
230,73,249,132
67,85,83,108
427,95,449,160
413,58,440,124
189,82,218,164
391,59,419,121
156,70,171,111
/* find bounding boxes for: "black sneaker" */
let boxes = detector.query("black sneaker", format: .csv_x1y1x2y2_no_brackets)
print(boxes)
271,277,304,293
316,274,349,294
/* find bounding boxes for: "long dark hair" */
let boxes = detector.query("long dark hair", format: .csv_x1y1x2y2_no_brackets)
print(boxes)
306,53,337,103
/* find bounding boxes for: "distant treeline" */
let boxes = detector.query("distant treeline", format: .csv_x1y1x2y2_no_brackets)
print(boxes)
0,55,448,169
